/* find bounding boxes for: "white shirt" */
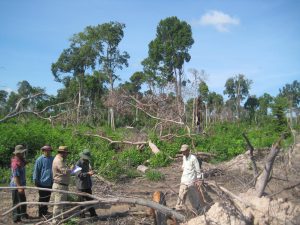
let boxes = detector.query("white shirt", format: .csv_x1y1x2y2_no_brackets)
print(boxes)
181,154,201,186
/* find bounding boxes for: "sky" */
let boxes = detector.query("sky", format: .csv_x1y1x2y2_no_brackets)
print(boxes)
0,0,299,98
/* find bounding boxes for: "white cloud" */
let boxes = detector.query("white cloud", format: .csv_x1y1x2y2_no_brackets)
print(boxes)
197,10,240,32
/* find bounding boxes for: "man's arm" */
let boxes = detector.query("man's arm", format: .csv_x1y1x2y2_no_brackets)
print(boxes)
193,156,202,180
32,158,41,186
13,168,24,193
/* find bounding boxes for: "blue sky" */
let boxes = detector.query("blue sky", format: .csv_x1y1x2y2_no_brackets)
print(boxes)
0,0,299,98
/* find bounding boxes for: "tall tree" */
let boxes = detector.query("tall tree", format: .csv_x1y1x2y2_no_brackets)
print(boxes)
199,81,209,127
146,16,194,116
51,28,99,123
95,22,130,130
224,74,252,120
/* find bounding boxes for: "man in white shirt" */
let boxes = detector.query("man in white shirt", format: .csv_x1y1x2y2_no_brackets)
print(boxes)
175,144,202,212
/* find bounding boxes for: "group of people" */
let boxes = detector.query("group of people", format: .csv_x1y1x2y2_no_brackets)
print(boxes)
10,143,204,224
10,144,97,224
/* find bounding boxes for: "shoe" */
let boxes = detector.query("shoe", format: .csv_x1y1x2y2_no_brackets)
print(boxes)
39,212,51,218
90,213,98,217
21,213,30,219
80,213,85,218
13,218,21,224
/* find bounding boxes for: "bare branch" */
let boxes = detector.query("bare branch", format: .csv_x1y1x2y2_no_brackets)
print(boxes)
0,97,73,123
82,133,147,145
126,101,184,125
242,133,259,183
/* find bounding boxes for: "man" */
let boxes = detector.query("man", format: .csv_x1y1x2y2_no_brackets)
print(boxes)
175,144,202,213
75,149,98,218
52,146,72,224
10,145,29,223
33,145,54,217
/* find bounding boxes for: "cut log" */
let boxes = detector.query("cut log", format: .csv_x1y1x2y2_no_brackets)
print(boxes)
137,165,149,173
149,140,160,154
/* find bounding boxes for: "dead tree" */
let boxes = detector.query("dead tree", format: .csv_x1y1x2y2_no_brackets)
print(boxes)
254,134,285,197
0,93,73,124
242,133,259,183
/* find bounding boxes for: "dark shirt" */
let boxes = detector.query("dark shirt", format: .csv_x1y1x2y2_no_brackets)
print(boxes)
75,159,92,190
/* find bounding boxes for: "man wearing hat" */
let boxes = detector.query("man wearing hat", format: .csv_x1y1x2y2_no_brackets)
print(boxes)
175,144,202,212
75,149,97,218
10,145,30,223
52,146,72,223
33,145,54,217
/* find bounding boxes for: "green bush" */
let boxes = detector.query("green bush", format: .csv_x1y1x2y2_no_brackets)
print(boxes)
148,152,171,168
145,170,165,181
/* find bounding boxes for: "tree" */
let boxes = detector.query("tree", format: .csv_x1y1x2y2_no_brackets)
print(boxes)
95,22,130,130
244,95,259,123
146,16,194,106
199,81,209,127
51,30,98,123
257,93,273,123
224,74,252,120
279,80,300,107
207,91,224,122
278,80,300,126
271,96,289,131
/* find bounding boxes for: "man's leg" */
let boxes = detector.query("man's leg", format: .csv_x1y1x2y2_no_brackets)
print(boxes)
12,190,21,222
39,187,52,216
85,189,97,217
78,189,86,218
175,184,188,210
52,183,68,224
18,191,28,219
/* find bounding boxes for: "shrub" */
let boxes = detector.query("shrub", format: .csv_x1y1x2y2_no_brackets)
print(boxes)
145,170,165,181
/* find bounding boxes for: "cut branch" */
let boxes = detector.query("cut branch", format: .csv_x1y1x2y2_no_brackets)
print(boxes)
242,133,259,182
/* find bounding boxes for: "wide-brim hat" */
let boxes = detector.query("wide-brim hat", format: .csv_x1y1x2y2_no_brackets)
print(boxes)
58,146,69,153
80,149,91,160
13,145,27,154
180,144,189,152
41,145,52,151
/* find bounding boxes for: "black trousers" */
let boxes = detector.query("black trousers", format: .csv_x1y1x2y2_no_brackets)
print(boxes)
12,190,27,222
78,188,97,217
38,186,52,216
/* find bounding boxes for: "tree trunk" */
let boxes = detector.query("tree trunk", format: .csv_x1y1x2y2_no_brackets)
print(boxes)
255,134,285,197
77,76,82,124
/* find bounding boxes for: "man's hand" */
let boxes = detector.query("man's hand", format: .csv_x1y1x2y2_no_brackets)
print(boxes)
87,171,94,176
194,179,203,187
18,188,24,194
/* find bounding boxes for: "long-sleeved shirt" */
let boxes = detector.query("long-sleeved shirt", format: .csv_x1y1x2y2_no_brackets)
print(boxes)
52,154,71,185
10,156,26,187
33,155,54,187
75,159,93,190
180,154,201,186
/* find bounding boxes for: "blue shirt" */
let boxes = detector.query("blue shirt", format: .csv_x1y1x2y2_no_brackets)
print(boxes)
33,155,54,187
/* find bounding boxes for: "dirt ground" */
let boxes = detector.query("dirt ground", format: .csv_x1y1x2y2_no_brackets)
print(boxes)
1,136,300,225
